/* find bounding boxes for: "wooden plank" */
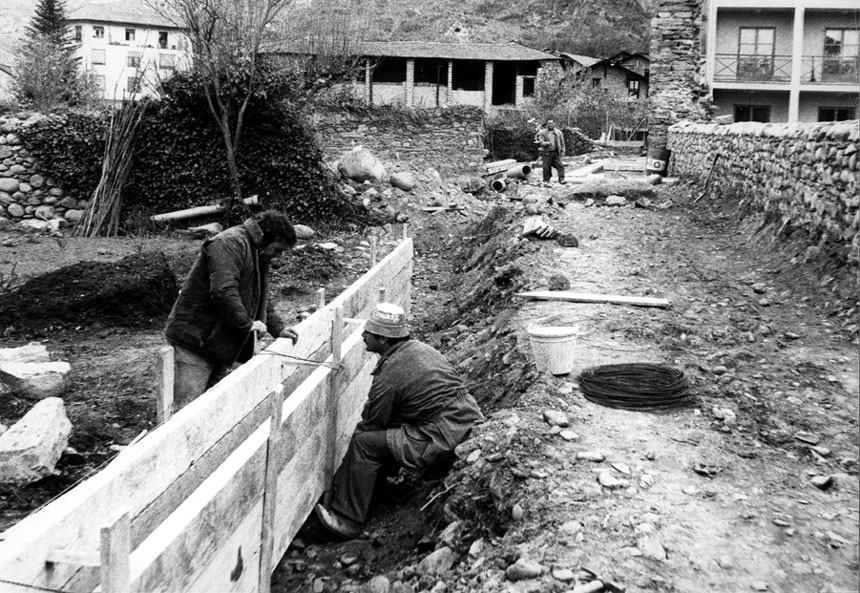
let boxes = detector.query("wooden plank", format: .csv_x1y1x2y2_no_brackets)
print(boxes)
101,510,131,593
515,290,671,308
257,387,285,593
127,423,268,593
157,346,174,425
329,239,413,320
568,162,605,177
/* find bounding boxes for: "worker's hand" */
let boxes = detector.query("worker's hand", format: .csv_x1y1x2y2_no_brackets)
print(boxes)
279,327,299,345
251,320,268,335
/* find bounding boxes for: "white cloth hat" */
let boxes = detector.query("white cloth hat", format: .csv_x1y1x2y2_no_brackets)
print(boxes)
365,303,409,338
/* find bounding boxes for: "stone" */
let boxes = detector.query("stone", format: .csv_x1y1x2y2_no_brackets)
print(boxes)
0,397,72,484
64,209,84,223
557,234,579,247
505,558,544,581
552,568,576,582
559,430,579,441
9,164,26,174
0,342,50,363
6,134,21,145
417,547,454,576
17,219,50,231
511,503,524,521
810,475,833,490
810,445,831,457
577,451,605,462
457,175,486,194
50,187,64,197
750,581,768,591
59,196,78,208
548,274,570,291
362,576,390,593
294,224,316,240
0,146,12,159
390,171,416,191
339,553,358,566
337,147,386,183
0,178,19,193
0,192,11,204
598,471,628,489
558,520,583,536
605,195,627,206
639,534,667,560
6,203,24,218
0,361,71,400
795,432,820,445
35,205,57,220
542,409,569,427
468,538,484,557
29,174,45,188
438,520,463,547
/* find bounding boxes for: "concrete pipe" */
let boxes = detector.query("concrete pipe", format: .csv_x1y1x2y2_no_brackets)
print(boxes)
491,178,507,192
505,164,533,179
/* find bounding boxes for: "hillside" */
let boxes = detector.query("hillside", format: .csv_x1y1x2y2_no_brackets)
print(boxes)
1,0,653,69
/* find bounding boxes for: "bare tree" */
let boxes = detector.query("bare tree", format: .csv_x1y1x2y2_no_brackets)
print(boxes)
150,0,293,207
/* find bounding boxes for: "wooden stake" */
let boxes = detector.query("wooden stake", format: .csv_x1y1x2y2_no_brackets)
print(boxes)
401,223,408,240
317,288,326,310
370,236,378,267
100,509,130,593
325,307,344,491
157,346,174,424
258,385,285,593
378,287,386,303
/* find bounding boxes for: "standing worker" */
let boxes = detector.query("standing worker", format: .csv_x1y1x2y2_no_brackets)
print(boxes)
538,118,566,186
164,210,299,410
314,303,484,539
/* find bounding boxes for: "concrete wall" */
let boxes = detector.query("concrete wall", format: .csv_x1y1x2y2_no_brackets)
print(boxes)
714,10,794,56
314,107,485,175
799,92,859,122
712,89,791,121
668,119,860,263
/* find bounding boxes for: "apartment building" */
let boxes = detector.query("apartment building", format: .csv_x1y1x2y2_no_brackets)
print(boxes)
706,0,859,123
66,1,189,102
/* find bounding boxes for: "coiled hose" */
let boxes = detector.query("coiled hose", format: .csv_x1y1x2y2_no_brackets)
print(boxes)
578,363,692,410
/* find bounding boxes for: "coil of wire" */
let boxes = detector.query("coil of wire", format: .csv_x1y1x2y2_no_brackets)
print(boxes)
578,363,692,411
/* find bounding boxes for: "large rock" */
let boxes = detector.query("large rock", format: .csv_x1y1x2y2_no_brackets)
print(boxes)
0,178,19,194
337,147,386,184
0,342,50,363
64,209,84,223
7,203,24,218
390,171,416,192
35,205,57,220
457,175,486,194
0,361,71,400
294,224,316,240
417,546,454,576
0,397,72,484
505,558,545,581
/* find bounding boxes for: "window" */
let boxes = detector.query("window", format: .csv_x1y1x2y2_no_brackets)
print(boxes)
125,28,135,41
74,26,82,42
451,60,483,90
93,25,104,38
738,27,775,80
92,49,106,65
127,76,139,93
371,57,407,83
159,53,176,69
734,105,771,123
127,51,141,68
818,107,856,121
158,31,168,49
523,76,536,97
823,28,859,82
628,79,640,98
414,58,448,85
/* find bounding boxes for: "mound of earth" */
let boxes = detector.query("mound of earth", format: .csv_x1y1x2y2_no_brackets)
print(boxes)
0,251,178,335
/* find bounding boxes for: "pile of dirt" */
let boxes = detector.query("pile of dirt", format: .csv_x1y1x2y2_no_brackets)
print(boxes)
0,251,178,335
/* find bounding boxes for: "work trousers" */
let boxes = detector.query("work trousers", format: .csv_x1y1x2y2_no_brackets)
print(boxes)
542,150,565,183
329,429,397,524
170,342,231,410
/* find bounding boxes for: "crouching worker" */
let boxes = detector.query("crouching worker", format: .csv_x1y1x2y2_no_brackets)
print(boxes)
315,303,484,538
164,210,299,410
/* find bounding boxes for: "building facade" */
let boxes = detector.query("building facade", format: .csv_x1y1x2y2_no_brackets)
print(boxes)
706,0,859,123
66,1,189,102
560,52,650,100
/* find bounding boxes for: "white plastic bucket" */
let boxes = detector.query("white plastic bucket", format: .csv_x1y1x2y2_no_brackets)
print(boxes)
527,325,581,375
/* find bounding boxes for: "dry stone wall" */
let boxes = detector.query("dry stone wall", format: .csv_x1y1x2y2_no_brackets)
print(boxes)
313,107,485,176
668,120,860,264
0,114,84,228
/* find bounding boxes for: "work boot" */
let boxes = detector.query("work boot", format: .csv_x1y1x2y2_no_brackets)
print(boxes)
314,503,361,539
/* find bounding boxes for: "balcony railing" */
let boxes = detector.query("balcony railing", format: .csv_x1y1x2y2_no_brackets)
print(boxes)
802,55,860,84
713,54,792,83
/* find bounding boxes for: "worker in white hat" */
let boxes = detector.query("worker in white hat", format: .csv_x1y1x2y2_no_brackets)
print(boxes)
314,303,484,539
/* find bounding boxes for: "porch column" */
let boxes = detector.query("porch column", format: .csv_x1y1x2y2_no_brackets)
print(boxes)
788,6,804,123
447,60,453,106
406,59,415,106
483,61,493,111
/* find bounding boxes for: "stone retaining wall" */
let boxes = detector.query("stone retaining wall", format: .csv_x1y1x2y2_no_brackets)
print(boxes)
312,107,485,176
668,120,860,263
0,114,83,227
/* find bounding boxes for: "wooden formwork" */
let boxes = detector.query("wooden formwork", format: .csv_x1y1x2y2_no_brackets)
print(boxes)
0,238,414,593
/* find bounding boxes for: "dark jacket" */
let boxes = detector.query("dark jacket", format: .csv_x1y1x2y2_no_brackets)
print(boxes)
359,339,484,470
164,219,285,365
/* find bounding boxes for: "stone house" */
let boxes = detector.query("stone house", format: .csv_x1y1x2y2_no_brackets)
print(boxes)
705,0,859,123
66,1,190,102
559,51,650,100
267,40,561,112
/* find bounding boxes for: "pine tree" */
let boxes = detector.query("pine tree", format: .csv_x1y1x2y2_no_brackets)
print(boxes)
25,0,70,46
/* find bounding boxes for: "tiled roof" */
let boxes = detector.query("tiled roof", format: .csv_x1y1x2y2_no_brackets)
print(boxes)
67,1,182,29
264,40,560,62
558,53,601,68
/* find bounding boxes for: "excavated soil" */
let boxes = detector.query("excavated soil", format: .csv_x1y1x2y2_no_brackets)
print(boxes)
0,171,857,593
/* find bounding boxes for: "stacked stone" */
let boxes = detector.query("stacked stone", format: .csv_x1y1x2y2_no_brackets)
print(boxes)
669,120,860,264
564,127,595,156
315,108,486,176
0,114,83,228
648,0,709,150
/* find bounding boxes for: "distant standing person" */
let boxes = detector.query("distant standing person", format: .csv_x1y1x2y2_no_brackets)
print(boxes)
164,210,299,409
538,118,566,186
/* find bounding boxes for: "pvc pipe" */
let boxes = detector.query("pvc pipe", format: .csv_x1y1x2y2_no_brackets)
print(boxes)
490,178,507,192
505,164,533,179
150,195,260,223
